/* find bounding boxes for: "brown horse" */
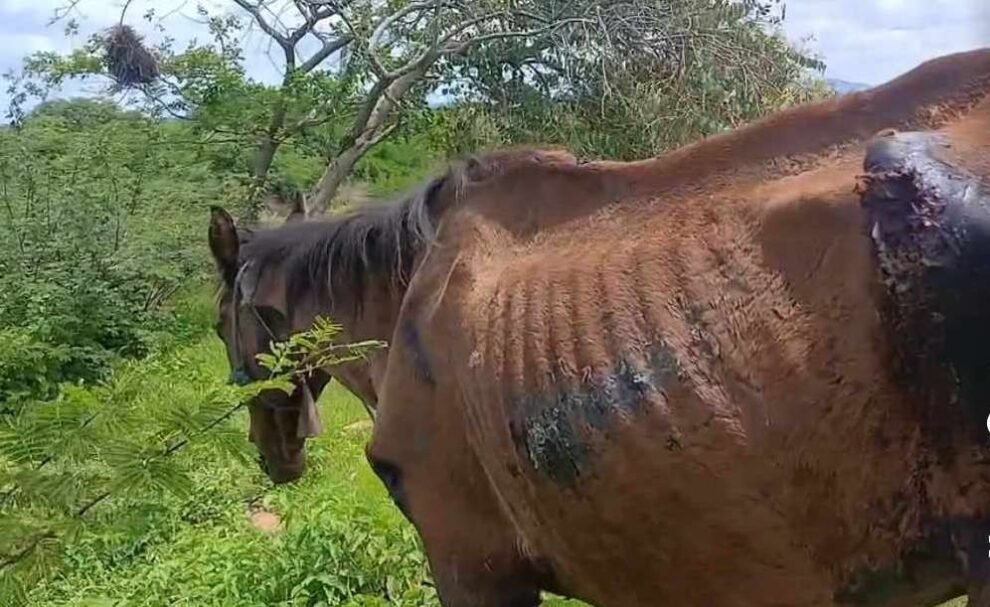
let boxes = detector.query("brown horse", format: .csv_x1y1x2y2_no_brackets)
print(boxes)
362,49,990,605
206,186,426,482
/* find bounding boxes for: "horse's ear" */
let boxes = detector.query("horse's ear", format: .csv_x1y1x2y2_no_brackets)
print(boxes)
423,154,491,219
421,173,452,221
285,192,307,224
464,155,488,182
209,206,239,283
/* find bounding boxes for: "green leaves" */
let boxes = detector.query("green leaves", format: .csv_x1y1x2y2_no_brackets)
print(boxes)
13,380,440,607
257,316,387,381
0,333,264,596
438,0,830,161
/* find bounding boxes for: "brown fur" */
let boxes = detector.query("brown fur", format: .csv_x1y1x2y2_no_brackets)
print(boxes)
366,48,990,606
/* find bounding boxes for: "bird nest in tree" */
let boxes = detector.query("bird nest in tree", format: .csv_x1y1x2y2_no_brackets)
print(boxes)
103,24,160,87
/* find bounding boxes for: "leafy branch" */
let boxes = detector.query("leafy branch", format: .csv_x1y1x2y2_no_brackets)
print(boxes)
256,315,387,379
0,375,286,573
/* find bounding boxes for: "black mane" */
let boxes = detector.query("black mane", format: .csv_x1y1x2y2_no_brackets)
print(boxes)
239,176,445,312
231,147,576,314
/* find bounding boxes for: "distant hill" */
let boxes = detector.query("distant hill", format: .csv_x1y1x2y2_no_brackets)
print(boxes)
826,78,872,95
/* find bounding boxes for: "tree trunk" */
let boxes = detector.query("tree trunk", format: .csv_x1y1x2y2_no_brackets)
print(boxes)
246,134,278,216
308,67,425,213
244,99,288,221
309,133,380,213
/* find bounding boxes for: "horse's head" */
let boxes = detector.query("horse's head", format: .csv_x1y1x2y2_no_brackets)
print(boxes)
205,179,447,482
208,206,329,483
365,149,580,606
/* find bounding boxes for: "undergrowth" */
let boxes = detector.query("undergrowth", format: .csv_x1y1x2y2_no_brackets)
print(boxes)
21,337,436,607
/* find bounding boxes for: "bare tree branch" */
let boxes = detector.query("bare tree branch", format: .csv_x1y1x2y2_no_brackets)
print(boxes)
232,0,290,48
299,33,353,73
49,0,83,25
289,0,340,43
367,1,441,68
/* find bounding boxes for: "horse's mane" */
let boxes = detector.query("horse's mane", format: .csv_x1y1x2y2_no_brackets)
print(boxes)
239,177,443,312
237,148,574,313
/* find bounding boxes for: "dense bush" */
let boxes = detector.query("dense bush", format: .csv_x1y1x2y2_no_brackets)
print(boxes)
0,104,244,407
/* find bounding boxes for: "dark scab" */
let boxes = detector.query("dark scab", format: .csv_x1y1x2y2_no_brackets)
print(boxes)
596,358,651,420
511,339,682,487
616,357,653,397
514,400,586,487
859,129,990,451
567,388,611,433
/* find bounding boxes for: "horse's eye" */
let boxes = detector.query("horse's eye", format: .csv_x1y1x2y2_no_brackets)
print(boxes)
368,456,411,518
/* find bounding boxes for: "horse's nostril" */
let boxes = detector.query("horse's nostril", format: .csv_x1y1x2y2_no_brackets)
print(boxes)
256,455,268,473
230,368,252,386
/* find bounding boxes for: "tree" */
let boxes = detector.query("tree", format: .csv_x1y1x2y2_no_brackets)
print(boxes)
437,0,830,160
6,1,826,212
7,1,588,216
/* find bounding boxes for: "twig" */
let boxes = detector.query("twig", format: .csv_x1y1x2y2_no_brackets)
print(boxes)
118,0,136,25
49,0,83,25
0,531,57,570
232,0,290,48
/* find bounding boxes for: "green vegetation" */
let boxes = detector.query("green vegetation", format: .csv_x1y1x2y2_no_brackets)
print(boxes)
17,329,585,606
21,331,438,607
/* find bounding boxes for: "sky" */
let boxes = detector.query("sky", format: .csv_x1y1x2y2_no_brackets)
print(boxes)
0,0,987,112
782,0,989,85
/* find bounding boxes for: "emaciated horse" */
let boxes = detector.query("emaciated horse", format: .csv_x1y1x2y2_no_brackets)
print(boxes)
360,49,990,606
